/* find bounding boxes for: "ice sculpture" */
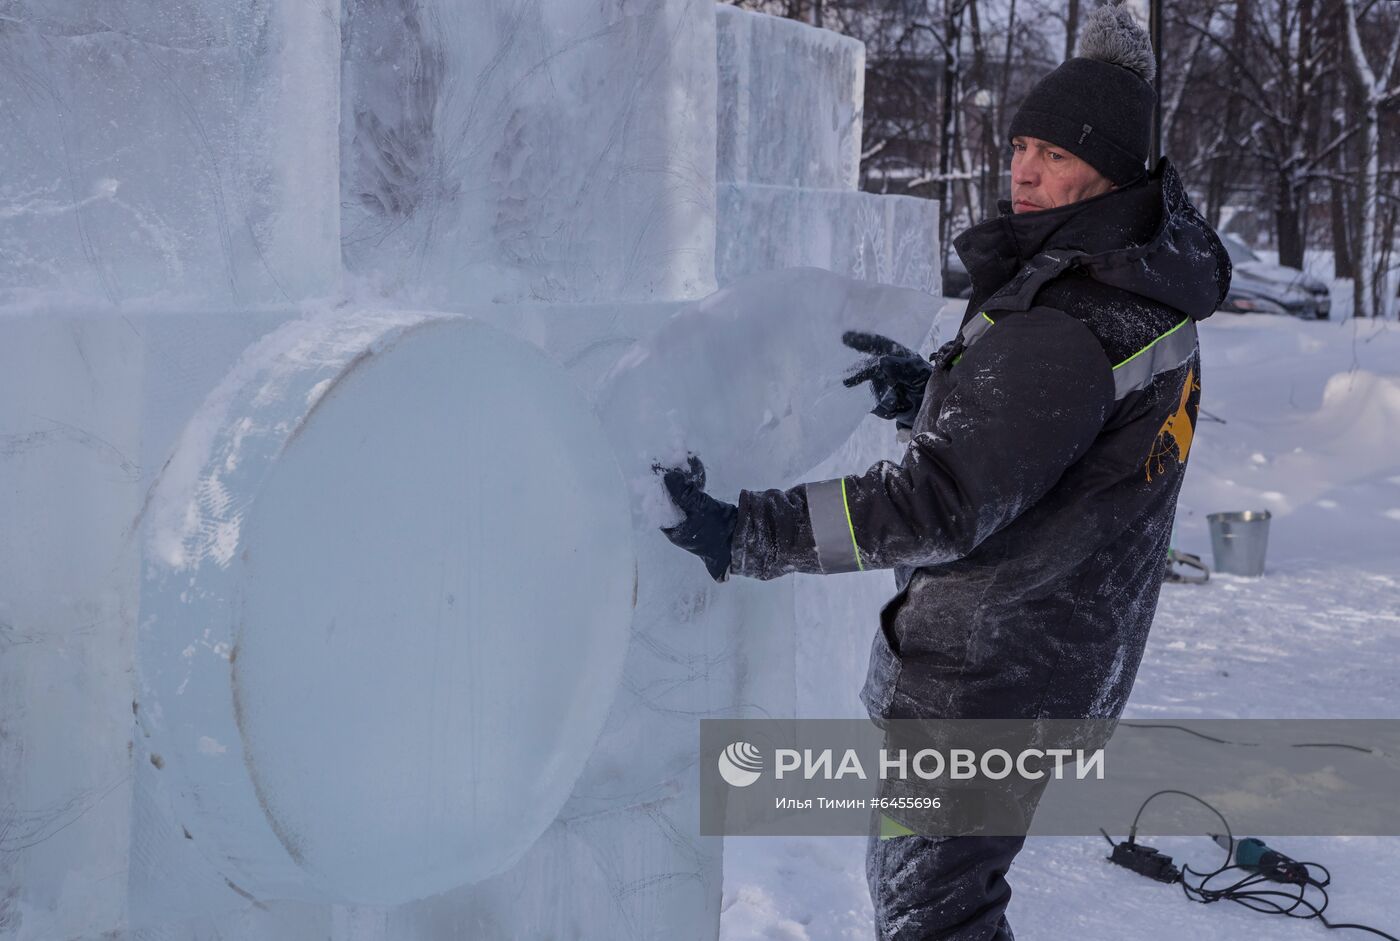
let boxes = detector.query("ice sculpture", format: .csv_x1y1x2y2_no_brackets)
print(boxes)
715,6,939,294
0,1,941,937
340,0,718,305
137,311,637,905
599,267,937,501
716,6,864,191
0,1,340,307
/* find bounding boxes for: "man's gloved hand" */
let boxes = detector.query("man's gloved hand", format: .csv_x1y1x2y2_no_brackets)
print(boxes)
841,331,934,428
654,454,738,583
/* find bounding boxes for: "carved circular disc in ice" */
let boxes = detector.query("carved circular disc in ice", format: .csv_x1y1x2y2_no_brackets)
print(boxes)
139,312,634,904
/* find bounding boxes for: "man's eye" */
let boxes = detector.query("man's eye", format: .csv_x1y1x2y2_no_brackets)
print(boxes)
1048,151,1063,160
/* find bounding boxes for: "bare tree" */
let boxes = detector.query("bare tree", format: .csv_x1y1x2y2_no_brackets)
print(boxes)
1159,0,1211,147
729,0,1400,316
1064,0,1080,62
1342,0,1400,317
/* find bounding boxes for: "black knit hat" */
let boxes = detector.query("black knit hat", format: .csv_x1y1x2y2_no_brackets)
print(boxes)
1008,3,1157,186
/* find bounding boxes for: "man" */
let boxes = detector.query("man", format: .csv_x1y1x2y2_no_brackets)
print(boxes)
657,4,1230,938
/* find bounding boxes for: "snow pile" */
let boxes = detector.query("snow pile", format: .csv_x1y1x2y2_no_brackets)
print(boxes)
721,839,875,941
1174,314,1400,565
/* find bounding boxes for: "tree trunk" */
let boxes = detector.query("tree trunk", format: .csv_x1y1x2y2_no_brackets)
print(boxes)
938,0,965,261
1356,100,1378,317
1160,20,1206,150
1379,197,1398,316
1343,0,1379,317
1288,0,1319,268
1331,177,1356,279
1275,175,1306,270
1065,0,1081,61
1204,161,1227,230
1330,67,1357,280
1205,0,1252,228
999,0,1017,110
966,0,994,224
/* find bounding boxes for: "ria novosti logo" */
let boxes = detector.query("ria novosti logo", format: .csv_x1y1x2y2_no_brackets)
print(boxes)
714,741,1106,786
717,741,763,787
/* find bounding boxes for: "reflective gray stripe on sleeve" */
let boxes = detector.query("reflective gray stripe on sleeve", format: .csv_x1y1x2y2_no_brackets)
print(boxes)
959,310,995,349
951,311,995,366
805,478,864,573
1112,318,1197,400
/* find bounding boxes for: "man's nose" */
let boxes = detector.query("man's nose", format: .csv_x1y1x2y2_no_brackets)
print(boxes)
1012,154,1038,186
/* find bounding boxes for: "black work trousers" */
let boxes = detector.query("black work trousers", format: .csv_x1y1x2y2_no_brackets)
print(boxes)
865,825,1026,940
864,766,1048,941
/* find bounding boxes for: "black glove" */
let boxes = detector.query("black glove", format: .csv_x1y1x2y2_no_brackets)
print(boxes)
841,331,933,427
653,454,738,583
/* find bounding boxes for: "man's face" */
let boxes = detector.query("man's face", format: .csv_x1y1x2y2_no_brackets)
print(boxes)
1010,136,1116,213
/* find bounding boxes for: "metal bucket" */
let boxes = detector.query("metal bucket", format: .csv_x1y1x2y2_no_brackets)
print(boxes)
1207,510,1272,576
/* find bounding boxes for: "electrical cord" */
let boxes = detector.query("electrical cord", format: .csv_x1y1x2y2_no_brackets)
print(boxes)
1102,788,1399,940
1116,722,1399,763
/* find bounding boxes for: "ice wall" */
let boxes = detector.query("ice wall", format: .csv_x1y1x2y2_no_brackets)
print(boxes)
711,7,943,731
0,2,340,307
0,314,145,938
0,2,945,938
716,6,863,190
719,185,941,294
714,6,939,295
340,0,718,306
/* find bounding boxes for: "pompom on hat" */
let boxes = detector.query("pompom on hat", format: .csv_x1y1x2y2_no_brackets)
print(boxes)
1007,1,1157,186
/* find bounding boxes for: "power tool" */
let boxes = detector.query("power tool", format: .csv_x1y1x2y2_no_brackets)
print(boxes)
1211,834,1312,885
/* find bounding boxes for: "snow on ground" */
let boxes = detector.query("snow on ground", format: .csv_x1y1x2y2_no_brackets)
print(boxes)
720,309,1400,940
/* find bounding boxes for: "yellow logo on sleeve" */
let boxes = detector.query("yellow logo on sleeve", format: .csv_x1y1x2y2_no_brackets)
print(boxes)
1146,366,1199,481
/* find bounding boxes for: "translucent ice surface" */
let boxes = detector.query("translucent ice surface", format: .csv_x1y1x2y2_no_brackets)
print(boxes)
340,0,717,306
598,266,940,509
138,311,635,904
716,5,864,190
0,2,340,307
713,7,938,296
0,1,953,934
717,185,941,294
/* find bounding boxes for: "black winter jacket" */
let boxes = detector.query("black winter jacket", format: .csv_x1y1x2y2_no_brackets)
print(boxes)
728,157,1231,723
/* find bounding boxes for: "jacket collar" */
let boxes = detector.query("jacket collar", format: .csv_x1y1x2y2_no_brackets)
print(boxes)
953,158,1231,322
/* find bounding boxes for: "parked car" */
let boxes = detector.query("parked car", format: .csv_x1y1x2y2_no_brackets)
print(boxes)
1219,233,1331,319
942,252,973,299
